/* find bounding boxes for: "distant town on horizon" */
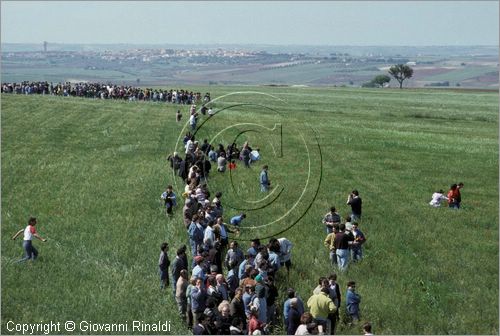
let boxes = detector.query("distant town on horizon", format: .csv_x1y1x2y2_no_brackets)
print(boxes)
2,43,498,88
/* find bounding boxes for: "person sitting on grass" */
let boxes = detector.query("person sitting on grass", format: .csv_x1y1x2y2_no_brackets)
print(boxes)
429,189,448,207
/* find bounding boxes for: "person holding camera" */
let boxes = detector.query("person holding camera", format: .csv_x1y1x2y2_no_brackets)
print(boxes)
346,190,362,222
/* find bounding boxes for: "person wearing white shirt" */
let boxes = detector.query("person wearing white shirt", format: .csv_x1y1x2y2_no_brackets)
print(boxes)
273,237,293,274
11,217,47,262
429,189,448,207
204,222,215,248
189,113,197,131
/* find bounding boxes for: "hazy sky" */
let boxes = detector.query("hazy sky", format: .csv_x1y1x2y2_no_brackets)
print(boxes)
1,1,498,46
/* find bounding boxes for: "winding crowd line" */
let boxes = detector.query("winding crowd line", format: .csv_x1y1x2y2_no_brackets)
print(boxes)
1,81,211,104
158,108,372,335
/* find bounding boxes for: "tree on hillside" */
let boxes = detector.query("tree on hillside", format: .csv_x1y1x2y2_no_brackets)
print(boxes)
388,64,414,89
372,75,391,87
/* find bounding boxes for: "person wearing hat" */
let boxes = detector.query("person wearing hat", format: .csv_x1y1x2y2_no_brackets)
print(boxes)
254,274,268,323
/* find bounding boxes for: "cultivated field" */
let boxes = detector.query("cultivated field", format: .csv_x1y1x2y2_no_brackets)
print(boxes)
1,86,498,334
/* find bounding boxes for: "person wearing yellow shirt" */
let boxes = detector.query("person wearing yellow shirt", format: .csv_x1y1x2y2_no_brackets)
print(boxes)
324,224,339,267
307,287,337,334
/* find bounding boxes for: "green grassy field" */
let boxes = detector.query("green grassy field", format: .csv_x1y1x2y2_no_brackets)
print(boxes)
1,86,498,335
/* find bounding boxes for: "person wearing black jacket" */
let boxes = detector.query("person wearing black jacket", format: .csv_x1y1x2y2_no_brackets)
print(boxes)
171,247,187,297
159,242,170,290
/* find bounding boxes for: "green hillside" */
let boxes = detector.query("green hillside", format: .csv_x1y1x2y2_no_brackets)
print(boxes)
1,86,498,334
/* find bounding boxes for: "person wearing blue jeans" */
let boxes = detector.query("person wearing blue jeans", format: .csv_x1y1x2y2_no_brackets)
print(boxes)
12,217,47,262
351,223,366,262
334,223,354,272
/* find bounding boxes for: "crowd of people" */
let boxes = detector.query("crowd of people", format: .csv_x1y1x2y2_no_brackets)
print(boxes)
8,84,470,335
1,81,211,104
158,107,373,335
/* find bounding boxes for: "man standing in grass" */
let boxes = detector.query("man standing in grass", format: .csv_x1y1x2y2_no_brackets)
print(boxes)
12,217,47,262
347,190,362,222
172,247,187,297
324,224,339,267
334,223,354,272
159,242,170,290
322,206,341,234
260,165,271,192
351,223,366,262
346,281,361,323
307,287,337,334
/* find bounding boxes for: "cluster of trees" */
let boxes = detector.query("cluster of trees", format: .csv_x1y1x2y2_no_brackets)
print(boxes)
363,64,414,89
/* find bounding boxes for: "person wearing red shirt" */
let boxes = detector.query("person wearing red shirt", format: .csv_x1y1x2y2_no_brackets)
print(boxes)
447,184,459,209
248,308,266,335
